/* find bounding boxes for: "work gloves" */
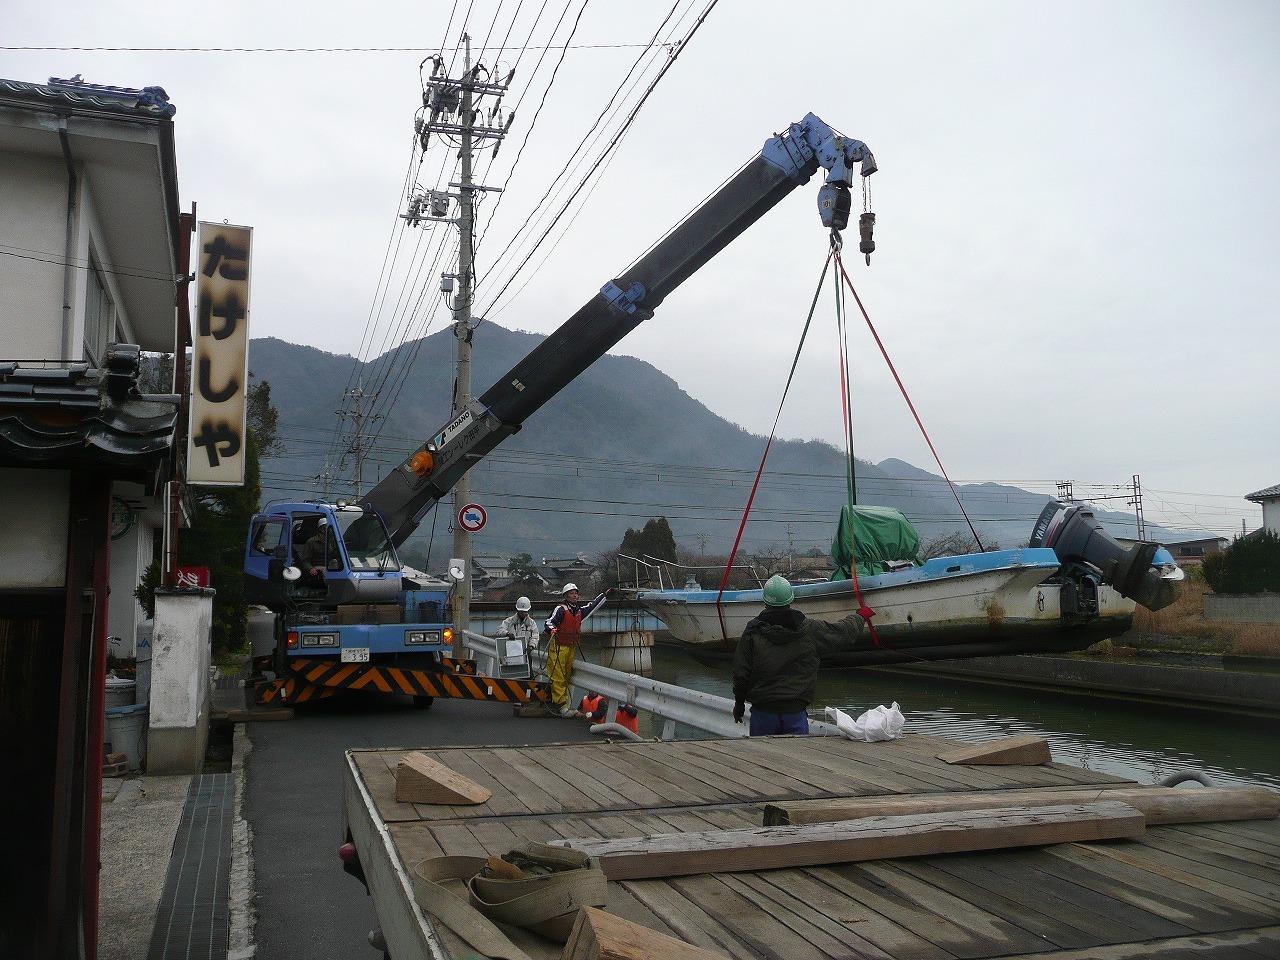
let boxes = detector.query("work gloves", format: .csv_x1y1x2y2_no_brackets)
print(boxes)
732,699,745,723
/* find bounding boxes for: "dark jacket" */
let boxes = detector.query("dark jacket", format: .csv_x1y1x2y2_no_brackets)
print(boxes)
732,607,865,713
732,607,819,714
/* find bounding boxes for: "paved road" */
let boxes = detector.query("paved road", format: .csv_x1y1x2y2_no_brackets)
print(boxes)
243,692,597,960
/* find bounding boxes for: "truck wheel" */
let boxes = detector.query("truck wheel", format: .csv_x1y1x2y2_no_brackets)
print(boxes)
412,695,434,710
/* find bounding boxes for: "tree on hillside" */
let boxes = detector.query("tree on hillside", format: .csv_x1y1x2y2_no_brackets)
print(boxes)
496,552,545,601
179,377,281,658
1202,530,1280,594
619,517,677,565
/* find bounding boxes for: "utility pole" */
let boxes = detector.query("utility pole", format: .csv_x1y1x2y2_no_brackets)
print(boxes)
1128,474,1146,540
1056,480,1075,503
411,37,512,642
338,382,380,498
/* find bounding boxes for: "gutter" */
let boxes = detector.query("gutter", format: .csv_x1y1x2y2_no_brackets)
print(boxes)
57,118,77,361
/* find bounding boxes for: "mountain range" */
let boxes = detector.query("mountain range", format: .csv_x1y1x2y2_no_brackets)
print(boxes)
247,324,1186,569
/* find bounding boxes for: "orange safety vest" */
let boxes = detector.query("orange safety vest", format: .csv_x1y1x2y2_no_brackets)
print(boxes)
615,704,639,734
580,693,605,720
551,604,585,647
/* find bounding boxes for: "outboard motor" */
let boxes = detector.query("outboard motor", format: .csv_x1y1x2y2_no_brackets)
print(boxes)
1030,502,1184,611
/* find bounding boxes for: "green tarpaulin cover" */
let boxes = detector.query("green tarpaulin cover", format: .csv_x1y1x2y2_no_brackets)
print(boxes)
830,504,921,578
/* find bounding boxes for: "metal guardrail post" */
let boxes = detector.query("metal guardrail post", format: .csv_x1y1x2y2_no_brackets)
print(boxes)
461,630,840,739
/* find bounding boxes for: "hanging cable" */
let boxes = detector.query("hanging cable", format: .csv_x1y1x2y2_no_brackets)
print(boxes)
835,251,986,550
713,249,832,646
830,239,881,645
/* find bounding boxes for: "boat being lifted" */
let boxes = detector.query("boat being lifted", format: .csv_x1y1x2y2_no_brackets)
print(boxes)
635,500,1185,666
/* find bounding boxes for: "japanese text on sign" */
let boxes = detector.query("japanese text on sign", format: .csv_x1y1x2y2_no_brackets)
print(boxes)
188,222,253,485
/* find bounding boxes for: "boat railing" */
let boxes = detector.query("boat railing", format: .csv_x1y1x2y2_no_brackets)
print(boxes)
461,629,840,740
614,553,769,593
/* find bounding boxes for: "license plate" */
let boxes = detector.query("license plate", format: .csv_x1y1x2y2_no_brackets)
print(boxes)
341,647,370,663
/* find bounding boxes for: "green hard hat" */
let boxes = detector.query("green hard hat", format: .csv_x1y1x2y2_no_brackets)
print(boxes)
762,575,795,607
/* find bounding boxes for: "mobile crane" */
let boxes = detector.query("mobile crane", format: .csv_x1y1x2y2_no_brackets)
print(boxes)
242,112,878,708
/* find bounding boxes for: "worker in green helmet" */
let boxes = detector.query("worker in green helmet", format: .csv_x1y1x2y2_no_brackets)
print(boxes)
732,574,864,735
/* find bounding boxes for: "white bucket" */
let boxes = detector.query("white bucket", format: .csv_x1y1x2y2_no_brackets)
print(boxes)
105,704,148,771
105,676,136,708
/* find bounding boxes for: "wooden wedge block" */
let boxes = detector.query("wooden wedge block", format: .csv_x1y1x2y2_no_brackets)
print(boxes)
560,800,1145,880
394,751,492,805
562,906,730,960
937,733,1051,765
764,784,1280,827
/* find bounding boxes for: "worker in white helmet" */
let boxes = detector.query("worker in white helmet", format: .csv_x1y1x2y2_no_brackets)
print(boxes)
498,596,541,666
544,582,608,717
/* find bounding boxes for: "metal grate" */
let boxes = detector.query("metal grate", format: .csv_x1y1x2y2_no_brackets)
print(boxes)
147,773,233,960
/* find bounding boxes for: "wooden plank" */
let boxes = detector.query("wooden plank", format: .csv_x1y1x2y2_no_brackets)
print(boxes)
594,744,717,806
927,846,1192,945
665,872,835,960
619,745,768,800
395,752,492,805
713,739,875,797
726,871,905,960
697,737,900,796
1046,838,1280,920
560,800,1147,880
563,906,731,960
813,859,1049,956
937,734,1051,765
764,785,1280,827
984,925,1280,960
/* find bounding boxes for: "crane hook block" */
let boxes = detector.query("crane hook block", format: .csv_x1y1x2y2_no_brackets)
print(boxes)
817,182,851,232
859,211,876,265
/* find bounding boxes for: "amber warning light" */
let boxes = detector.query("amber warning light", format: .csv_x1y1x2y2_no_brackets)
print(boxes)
410,449,435,477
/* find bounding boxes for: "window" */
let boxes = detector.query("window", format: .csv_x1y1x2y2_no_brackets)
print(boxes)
84,259,118,365
248,518,286,557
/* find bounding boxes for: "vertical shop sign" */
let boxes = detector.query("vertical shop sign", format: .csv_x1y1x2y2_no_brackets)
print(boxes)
188,222,252,485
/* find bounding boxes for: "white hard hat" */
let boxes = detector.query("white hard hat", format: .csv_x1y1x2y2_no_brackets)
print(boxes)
515,596,531,612
561,582,578,595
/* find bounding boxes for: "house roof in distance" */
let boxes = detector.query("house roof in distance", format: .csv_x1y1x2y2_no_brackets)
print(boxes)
1245,484,1280,502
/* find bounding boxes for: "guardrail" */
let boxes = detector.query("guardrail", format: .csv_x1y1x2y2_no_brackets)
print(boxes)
461,630,839,740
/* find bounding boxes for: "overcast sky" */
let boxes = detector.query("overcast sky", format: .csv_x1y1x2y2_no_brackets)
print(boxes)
5,1,1277,539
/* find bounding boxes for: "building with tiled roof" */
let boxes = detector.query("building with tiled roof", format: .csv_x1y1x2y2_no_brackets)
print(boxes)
1245,483,1280,535
1,73,193,957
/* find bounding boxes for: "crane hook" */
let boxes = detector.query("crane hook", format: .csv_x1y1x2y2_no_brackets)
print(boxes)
859,211,876,265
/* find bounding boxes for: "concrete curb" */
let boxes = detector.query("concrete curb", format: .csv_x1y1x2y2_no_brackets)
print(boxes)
227,722,256,959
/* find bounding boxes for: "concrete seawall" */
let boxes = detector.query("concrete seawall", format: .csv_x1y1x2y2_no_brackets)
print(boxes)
877,654,1280,716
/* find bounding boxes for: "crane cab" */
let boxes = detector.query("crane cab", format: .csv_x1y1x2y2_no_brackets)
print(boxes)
244,502,404,610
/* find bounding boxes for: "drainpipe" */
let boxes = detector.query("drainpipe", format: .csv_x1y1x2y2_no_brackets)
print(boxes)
57,118,77,362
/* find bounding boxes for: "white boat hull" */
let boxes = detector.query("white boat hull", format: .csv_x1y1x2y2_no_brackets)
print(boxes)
637,548,1137,665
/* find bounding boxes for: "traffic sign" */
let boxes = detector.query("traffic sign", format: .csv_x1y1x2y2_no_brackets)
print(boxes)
458,503,487,532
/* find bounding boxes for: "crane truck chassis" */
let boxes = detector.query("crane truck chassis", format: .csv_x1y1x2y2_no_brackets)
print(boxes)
243,113,878,708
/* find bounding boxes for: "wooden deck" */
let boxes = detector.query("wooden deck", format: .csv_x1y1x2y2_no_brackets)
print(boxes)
342,733,1280,959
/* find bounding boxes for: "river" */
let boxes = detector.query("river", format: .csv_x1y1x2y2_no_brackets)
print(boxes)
632,644,1280,791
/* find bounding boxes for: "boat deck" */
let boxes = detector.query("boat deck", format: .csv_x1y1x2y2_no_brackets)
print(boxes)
343,733,1280,959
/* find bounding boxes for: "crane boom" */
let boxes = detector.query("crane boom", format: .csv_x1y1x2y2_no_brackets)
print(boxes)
360,112,876,547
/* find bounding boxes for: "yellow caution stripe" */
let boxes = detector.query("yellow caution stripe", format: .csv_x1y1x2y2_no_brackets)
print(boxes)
256,658,549,705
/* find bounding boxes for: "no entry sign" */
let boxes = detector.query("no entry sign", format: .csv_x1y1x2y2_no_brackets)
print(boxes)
458,503,487,532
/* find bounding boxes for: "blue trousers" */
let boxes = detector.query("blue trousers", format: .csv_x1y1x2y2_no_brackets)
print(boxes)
749,709,809,736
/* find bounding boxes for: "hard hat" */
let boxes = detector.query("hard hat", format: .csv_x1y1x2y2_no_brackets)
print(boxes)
317,517,328,527
561,582,579,595
515,596,531,612
762,574,795,608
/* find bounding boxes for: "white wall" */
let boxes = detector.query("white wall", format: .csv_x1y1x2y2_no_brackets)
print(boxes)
0,152,68,358
0,468,70,588
147,588,213,774
1263,499,1279,536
